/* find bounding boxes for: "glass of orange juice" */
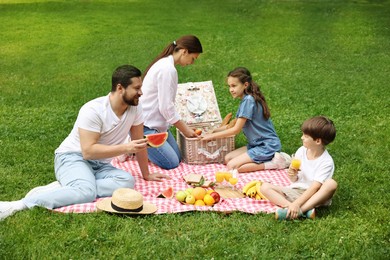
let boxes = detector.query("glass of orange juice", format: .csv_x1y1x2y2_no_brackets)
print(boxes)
228,169,239,190
291,158,301,170
229,177,238,190
215,171,225,185
224,172,233,182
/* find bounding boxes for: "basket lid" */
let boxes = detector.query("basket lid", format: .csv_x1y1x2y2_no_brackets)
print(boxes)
175,81,222,125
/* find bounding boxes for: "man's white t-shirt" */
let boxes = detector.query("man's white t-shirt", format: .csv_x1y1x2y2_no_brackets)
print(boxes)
289,146,335,190
139,55,181,132
55,94,143,163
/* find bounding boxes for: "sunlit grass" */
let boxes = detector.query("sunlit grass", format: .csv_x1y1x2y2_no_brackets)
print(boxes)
0,0,389,259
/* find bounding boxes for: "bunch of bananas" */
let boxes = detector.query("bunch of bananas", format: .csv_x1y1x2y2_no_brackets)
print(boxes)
242,180,267,200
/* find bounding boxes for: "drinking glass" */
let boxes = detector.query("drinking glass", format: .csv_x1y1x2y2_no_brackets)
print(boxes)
215,171,225,185
228,169,239,190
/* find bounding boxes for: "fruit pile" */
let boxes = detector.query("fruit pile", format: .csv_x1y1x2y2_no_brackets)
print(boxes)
176,187,220,206
242,180,267,200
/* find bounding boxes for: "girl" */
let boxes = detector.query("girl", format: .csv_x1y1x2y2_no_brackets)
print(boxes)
202,67,289,173
140,35,203,170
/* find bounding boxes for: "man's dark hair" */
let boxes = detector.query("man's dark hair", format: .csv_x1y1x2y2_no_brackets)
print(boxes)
112,65,142,91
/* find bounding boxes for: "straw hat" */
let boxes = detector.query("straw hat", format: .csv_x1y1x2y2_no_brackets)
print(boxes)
97,188,157,215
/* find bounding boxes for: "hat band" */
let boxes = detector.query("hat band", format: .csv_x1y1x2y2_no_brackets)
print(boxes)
111,202,143,213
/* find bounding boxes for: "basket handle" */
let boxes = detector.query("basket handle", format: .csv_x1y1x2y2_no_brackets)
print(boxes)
197,146,227,160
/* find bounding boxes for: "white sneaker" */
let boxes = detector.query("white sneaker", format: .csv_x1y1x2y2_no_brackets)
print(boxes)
264,152,292,170
0,200,27,221
278,152,292,169
24,181,62,198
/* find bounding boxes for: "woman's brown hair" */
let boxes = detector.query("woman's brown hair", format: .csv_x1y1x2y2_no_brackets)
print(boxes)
143,35,203,79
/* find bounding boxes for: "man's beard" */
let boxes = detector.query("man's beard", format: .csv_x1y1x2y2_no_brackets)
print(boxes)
123,95,139,106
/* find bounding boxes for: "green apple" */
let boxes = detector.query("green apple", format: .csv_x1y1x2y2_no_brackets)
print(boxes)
175,191,187,202
185,188,194,195
185,194,196,204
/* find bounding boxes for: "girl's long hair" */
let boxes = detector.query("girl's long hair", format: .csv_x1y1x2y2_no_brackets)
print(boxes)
227,67,271,120
143,35,203,79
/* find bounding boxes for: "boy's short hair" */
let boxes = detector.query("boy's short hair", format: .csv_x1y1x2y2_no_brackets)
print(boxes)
301,116,336,145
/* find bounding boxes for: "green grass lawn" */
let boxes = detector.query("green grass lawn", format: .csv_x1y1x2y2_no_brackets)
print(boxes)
1,0,389,259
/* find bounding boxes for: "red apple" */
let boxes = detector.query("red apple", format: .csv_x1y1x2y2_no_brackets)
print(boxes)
210,191,220,204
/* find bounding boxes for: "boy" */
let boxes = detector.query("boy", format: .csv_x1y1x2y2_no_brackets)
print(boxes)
260,116,337,220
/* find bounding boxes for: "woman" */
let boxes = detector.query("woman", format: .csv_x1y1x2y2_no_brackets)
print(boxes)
140,35,203,169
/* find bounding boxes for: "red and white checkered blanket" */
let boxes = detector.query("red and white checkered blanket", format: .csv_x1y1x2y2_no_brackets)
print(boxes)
53,157,291,214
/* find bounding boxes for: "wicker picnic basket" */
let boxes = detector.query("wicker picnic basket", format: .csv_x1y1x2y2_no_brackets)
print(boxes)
175,81,235,164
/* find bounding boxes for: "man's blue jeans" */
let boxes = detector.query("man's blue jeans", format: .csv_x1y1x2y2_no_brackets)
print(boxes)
23,152,134,209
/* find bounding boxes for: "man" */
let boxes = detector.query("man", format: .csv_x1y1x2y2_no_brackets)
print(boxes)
0,65,169,221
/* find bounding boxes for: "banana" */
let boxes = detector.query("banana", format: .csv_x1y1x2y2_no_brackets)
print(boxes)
246,186,257,198
226,118,237,129
255,193,261,200
242,180,260,195
255,181,267,200
220,112,232,127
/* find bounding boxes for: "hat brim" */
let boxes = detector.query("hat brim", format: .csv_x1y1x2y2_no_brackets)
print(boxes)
96,197,157,215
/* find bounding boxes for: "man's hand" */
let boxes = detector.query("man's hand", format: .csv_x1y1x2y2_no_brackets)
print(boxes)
126,138,148,154
144,173,171,182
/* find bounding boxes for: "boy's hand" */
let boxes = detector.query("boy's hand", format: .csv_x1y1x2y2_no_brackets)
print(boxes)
287,166,298,176
287,202,301,219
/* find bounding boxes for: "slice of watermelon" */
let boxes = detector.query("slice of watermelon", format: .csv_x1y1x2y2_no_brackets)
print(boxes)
157,186,174,199
145,132,168,148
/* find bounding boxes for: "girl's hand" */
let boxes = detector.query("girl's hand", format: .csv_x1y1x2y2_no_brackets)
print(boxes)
201,133,215,141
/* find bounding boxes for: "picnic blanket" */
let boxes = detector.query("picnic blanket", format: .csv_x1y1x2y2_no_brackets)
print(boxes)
53,157,291,214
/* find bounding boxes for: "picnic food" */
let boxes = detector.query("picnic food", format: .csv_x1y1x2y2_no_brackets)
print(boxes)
175,188,221,206
242,180,267,200
242,180,261,194
195,200,206,206
215,172,225,183
220,112,233,127
291,158,301,170
209,191,220,203
192,187,207,200
194,129,202,135
226,118,237,129
176,191,187,202
203,194,215,206
157,187,174,199
145,132,168,148
183,173,215,188
255,182,267,200
185,194,196,204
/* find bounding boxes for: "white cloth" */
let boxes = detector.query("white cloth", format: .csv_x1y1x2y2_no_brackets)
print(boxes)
289,146,335,190
140,55,181,132
55,93,143,163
